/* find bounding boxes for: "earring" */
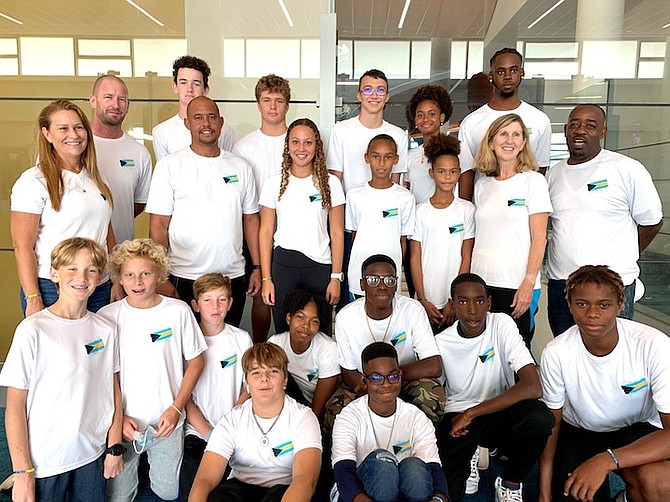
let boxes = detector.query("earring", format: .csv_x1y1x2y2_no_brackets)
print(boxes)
440,121,445,126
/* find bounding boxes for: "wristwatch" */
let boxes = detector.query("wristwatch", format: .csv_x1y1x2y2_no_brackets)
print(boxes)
330,272,344,281
106,444,127,456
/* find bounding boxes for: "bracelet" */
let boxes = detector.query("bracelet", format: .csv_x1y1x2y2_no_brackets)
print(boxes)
418,297,428,302
13,468,35,475
25,293,42,300
262,276,272,282
606,448,620,469
252,264,261,270
170,404,182,415
432,495,447,502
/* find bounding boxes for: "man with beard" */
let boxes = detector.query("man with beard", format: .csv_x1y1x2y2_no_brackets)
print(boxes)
90,75,152,243
545,104,662,336
146,96,261,325
457,47,552,192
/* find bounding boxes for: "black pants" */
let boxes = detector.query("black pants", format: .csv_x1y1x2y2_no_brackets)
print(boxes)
437,399,554,501
180,434,208,500
552,420,658,502
271,247,332,335
208,478,288,501
170,274,246,327
489,286,533,348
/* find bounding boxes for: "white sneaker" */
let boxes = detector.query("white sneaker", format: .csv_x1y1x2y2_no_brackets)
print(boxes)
494,476,523,502
614,490,628,502
465,448,480,494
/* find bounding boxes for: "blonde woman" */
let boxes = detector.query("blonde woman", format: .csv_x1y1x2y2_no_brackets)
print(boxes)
471,113,552,346
10,100,116,316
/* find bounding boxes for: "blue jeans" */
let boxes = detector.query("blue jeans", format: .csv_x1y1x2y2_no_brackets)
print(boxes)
35,454,106,502
20,278,112,315
547,279,636,336
356,449,432,502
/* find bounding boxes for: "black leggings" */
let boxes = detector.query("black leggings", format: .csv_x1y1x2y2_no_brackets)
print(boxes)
489,286,533,348
271,247,331,334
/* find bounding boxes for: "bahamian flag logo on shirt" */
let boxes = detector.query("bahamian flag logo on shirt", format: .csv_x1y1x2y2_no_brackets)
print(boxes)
307,369,319,382
119,159,135,168
507,199,526,207
588,179,608,191
621,378,649,394
479,347,495,363
382,208,399,218
393,440,411,456
150,328,173,342
272,441,294,457
309,193,322,203
85,339,105,354
223,174,239,184
391,331,407,347
449,223,465,234
220,354,238,369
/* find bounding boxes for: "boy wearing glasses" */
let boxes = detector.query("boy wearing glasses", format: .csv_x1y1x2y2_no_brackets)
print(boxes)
331,342,449,502
324,254,444,431
435,273,553,501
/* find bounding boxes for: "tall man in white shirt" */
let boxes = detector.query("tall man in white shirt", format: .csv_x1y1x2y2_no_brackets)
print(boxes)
152,55,235,161
90,75,152,244
146,96,261,327
233,74,291,341
546,104,663,336
458,47,552,199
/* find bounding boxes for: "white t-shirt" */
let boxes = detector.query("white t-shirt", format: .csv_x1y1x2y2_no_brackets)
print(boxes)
540,319,670,432
268,331,340,403
458,101,552,172
93,133,152,244
10,166,113,280
332,396,441,466
471,171,552,289
152,113,235,161
336,295,440,373
145,148,259,280
260,173,345,264
233,129,286,195
206,395,322,487
406,145,435,204
98,296,207,430
187,324,253,439
0,309,118,478
412,198,476,308
327,116,409,194
435,312,535,414
546,149,663,285
346,183,416,295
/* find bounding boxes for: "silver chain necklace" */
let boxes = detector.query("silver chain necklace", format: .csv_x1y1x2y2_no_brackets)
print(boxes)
252,403,284,447
367,403,397,452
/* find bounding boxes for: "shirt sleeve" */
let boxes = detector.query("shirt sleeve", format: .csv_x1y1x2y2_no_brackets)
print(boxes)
400,191,416,236
292,406,322,453
457,119,477,173
626,160,663,226
329,175,346,207
134,149,153,204
145,160,174,216
317,337,341,379
181,306,208,361
534,117,553,168
539,344,566,410
392,131,409,175
345,191,359,232
205,410,236,460
411,204,426,242
499,315,536,373
647,333,670,414
527,173,553,216
331,406,361,464
336,313,360,371
151,126,169,162
259,176,278,209
408,302,440,360
240,162,260,215
463,201,476,240
0,322,36,390
10,169,47,214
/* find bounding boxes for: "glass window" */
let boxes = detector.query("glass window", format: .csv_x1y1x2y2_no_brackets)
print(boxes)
246,39,300,78
450,41,467,79
301,39,320,79
466,41,484,78
78,39,131,57
20,37,74,76
78,59,132,77
0,58,18,75
337,40,353,79
133,38,187,77
223,39,245,77
525,42,578,59
0,38,17,55
411,41,431,79
640,42,666,58
354,40,409,79
581,40,637,79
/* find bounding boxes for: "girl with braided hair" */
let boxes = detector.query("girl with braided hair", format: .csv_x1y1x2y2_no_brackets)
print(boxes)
259,118,345,334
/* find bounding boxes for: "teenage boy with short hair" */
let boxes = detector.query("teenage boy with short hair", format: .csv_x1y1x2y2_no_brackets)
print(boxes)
435,273,554,502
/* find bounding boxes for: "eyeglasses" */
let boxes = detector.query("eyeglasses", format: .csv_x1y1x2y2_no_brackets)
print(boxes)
359,86,388,96
363,275,398,288
365,372,402,385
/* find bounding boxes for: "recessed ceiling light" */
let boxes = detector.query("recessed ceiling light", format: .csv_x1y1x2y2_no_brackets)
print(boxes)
124,0,164,27
527,0,565,30
398,0,411,29
0,11,23,25
277,0,295,27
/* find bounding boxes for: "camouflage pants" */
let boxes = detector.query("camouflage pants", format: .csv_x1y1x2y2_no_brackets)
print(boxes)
323,378,445,434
